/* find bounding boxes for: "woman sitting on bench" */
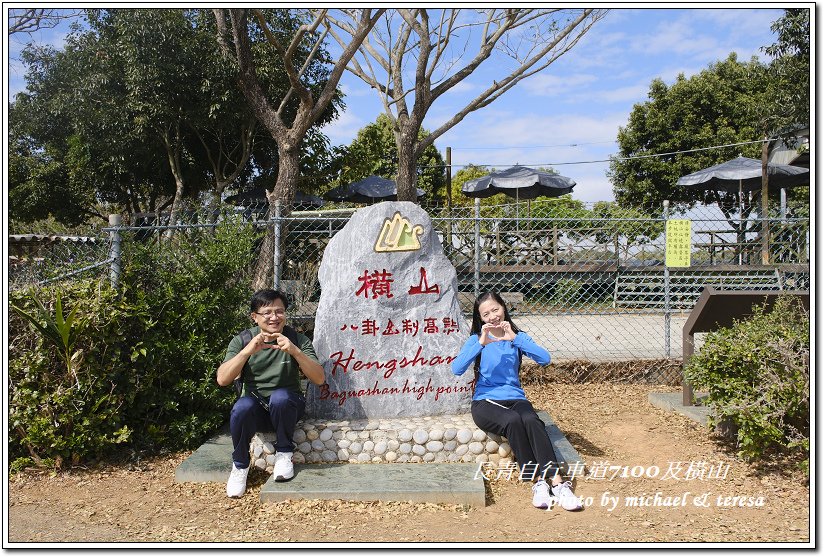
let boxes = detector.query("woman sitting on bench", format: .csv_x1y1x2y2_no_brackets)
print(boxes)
452,291,583,511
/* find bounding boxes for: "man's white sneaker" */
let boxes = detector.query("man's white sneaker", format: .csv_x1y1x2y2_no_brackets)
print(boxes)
226,464,249,498
552,480,584,511
531,479,553,509
273,451,294,482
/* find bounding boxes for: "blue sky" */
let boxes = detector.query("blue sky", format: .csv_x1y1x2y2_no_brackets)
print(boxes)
7,6,788,202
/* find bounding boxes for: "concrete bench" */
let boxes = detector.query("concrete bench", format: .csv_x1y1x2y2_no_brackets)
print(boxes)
175,411,584,505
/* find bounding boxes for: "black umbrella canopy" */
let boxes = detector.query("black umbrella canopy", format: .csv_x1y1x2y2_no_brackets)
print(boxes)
676,156,809,193
461,165,576,199
324,175,425,203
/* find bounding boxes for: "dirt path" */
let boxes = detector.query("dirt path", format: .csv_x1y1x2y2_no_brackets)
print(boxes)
7,384,810,545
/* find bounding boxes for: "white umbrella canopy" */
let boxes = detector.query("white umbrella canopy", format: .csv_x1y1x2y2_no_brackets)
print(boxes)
461,165,576,199
324,175,425,203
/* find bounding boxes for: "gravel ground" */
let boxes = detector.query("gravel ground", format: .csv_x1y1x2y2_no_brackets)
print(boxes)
6,383,811,546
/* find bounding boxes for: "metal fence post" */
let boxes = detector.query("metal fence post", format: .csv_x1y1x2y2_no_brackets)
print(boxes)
474,197,481,297
273,199,282,289
108,214,122,289
662,200,671,358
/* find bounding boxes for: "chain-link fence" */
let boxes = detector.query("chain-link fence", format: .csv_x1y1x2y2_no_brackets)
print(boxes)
10,200,810,376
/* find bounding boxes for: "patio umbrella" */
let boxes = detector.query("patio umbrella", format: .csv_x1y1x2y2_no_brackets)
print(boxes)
324,175,425,203
677,155,809,264
461,165,576,224
676,155,809,193
461,165,575,200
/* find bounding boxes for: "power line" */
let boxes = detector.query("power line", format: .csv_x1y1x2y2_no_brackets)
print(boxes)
450,140,617,150
435,138,773,169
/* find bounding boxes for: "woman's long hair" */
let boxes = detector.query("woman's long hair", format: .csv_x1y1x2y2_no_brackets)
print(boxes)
471,292,521,335
471,292,521,388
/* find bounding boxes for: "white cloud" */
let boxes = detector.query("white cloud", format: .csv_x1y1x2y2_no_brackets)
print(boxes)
339,81,373,99
521,73,598,97
319,110,368,147
595,84,651,105
433,106,627,202
625,8,779,64
686,8,782,40
441,79,477,96
463,112,623,148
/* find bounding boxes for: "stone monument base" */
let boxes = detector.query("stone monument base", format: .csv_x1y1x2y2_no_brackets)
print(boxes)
249,413,513,473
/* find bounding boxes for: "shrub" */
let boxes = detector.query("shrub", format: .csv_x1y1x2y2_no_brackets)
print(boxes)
116,218,259,451
684,296,809,465
8,218,259,470
553,279,583,306
9,281,140,469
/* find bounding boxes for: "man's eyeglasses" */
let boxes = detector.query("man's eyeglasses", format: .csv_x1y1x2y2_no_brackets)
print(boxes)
254,309,285,319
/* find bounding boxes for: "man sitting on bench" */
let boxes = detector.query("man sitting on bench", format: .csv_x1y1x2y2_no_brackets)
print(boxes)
217,289,325,498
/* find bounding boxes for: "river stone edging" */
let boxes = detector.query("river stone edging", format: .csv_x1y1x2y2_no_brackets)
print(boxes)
249,414,512,473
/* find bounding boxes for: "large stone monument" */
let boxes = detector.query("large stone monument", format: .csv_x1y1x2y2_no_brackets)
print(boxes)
305,201,472,420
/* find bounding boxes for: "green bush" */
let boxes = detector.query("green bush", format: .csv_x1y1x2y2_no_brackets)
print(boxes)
9,281,141,470
8,218,259,470
684,296,809,464
553,279,583,306
114,219,259,451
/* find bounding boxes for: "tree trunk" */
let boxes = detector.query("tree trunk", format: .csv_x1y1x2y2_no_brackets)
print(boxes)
209,180,231,225
250,146,300,290
162,123,186,236
168,174,185,228
395,131,419,202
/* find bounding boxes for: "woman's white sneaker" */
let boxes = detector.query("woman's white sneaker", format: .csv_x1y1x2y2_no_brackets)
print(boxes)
551,480,584,511
531,479,553,509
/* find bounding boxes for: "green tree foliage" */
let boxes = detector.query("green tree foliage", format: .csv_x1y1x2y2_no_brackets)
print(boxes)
760,8,810,219
332,114,446,201
9,103,100,225
9,8,340,226
590,201,663,246
608,54,770,213
11,11,196,223
213,8,378,212
762,8,810,138
685,297,809,466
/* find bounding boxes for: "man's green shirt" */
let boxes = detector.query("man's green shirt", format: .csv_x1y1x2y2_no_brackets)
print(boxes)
223,326,320,396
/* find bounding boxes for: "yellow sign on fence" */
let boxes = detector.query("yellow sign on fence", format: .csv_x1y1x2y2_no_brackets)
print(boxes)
665,219,692,267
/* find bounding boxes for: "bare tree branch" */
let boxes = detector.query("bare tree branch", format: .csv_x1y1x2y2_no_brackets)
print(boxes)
317,8,608,200
213,7,385,186
8,9,84,35
422,9,603,150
